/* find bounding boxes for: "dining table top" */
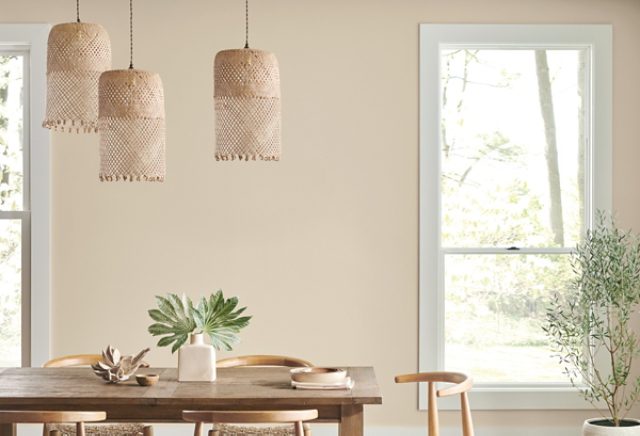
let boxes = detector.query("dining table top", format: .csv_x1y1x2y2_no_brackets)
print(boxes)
0,366,381,436
0,366,382,408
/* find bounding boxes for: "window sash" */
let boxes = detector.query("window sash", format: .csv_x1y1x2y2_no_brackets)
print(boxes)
436,44,592,384
0,49,30,367
437,46,593,252
438,251,575,384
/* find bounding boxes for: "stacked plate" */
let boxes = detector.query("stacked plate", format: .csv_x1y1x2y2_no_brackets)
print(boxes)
290,367,354,390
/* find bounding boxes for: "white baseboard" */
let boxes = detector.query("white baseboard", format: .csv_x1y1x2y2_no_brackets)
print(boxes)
17,423,581,436
308,425,580,436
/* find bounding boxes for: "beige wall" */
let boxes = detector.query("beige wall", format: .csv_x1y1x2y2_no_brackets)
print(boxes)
3,0,640,431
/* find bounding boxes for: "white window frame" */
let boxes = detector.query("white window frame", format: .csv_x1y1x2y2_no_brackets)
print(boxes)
419,24,612,410
0,24,50,367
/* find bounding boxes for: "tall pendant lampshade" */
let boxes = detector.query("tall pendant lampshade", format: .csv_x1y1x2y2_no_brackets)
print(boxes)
43,1,111,133
98,0,166,182
214,0,281,161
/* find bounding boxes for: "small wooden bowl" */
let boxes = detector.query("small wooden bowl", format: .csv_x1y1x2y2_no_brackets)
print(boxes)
136,374,159,386
290,367,346,384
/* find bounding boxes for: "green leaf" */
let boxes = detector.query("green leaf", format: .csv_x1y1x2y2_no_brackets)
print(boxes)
171,334,189,354
156,296,178,320
148,309,172,323
148,323,176,335
192,305,205,331
157,335,178,347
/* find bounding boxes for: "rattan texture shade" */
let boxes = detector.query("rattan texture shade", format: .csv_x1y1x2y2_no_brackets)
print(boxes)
214,49,281,161
46,423,146,436
213,424,299,435
98,69,166,182
43,22,111,133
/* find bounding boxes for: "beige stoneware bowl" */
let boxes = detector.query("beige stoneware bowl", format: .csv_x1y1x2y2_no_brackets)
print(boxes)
290,367,347,384
136,374,160,386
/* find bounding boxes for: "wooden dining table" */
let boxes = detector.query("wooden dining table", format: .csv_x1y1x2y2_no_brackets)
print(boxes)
0,366,382,436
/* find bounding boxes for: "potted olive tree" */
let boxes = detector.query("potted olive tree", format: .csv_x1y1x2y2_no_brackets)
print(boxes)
544,214,640,435
148,290,251,382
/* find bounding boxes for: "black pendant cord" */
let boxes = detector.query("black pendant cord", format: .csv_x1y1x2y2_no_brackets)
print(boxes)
76,0,80,22
129,0,134,69
244,0,249,49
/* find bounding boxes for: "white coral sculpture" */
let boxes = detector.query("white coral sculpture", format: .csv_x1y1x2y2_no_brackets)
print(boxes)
92,345,150,383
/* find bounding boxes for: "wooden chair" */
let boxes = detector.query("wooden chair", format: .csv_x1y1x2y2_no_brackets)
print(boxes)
182,410,318,436
216,355,313,368
395,372,474,436
0,411,106,436
212,355,314,436
43,355,153,436
43,355,103,368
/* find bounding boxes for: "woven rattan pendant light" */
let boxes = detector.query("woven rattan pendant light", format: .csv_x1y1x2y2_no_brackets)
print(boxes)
214,0,281,161
43,0,111,133
98,0,166,182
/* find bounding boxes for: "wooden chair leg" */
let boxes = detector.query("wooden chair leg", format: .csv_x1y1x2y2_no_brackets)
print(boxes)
461,392,474,436
143,426,154,436
294,421,304,436
428,382,439,436
76,423,85,436
303,422,311,436
194,422,202,436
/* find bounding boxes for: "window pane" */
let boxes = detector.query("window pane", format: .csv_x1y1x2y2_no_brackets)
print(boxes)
0,55,24,211
441,49,586,248
444,254,571,383
0,219,21,367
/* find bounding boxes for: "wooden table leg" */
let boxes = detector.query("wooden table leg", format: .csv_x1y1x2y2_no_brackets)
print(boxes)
0,423,16,436
339,404,364,436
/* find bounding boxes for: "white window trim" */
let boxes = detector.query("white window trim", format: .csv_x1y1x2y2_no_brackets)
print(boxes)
419,24,612,410
0,24,51,367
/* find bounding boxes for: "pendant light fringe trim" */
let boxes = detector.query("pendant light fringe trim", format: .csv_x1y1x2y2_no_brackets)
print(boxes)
215,154,280,162
99,175,164,182
42,119,98,134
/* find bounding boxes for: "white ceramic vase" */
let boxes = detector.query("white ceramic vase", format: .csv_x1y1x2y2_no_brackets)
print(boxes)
178,333,216,382
583,419,640,436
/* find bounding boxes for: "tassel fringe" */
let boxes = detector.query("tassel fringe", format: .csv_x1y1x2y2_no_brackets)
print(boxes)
215,153,280,161
99,175,164,182
42,119,99,134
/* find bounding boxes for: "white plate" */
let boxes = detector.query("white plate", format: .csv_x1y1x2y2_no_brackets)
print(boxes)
291,377,354,390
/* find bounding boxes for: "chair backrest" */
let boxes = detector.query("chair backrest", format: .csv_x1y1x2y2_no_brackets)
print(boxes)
216,355,313,368
182,410,318,436
43,354,102,368
395,372,474,436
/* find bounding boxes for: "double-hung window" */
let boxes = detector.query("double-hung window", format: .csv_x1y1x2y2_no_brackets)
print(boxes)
0,24,50,367
419,24,612,409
